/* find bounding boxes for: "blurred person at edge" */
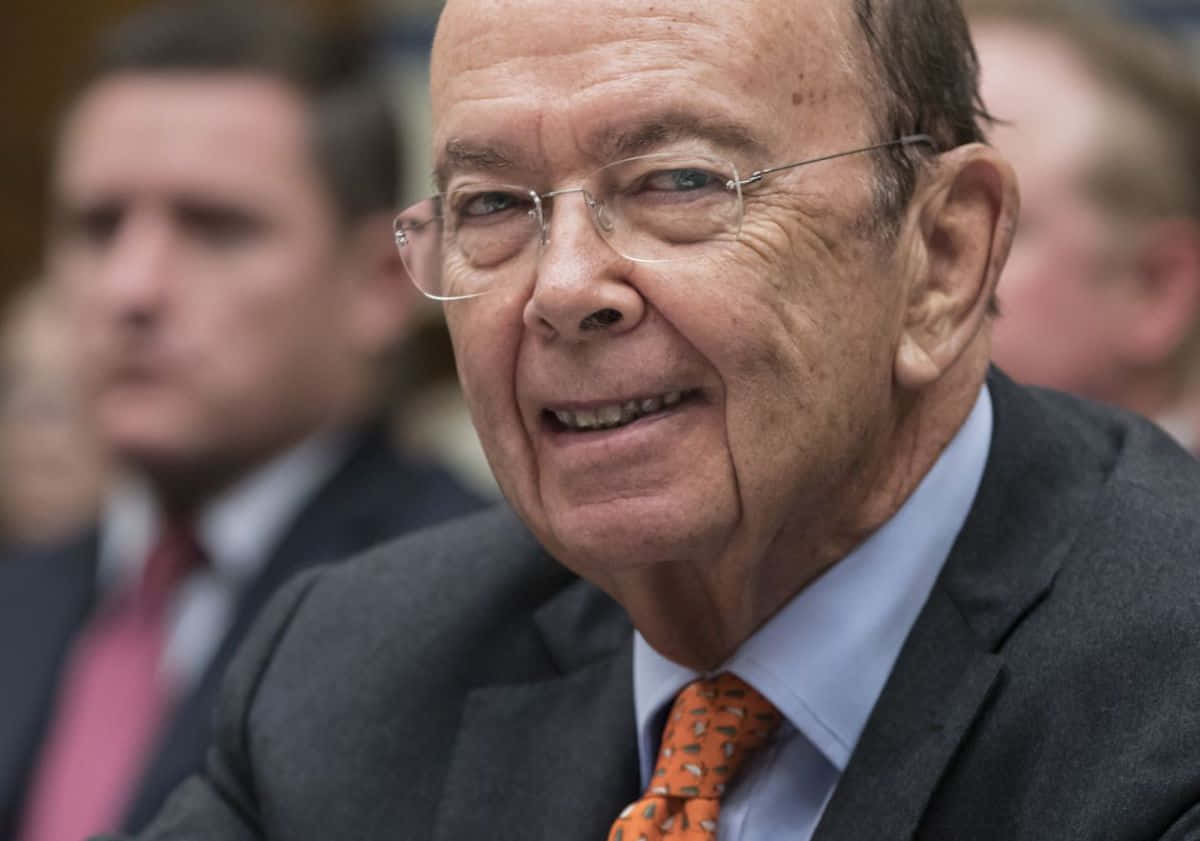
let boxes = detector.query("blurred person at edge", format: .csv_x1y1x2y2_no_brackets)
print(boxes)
968,0,1200,451
98,0,1200,839
0,1,484,838
0,280,109,547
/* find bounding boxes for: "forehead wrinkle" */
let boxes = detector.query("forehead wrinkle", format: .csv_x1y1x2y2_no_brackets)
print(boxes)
432,1,863,189
435,0,731,72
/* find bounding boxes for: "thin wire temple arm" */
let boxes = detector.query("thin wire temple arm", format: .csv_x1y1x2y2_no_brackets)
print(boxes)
730,133,936,189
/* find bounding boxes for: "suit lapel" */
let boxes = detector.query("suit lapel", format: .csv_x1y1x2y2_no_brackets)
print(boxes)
433,575,640,841
813,586,1002,841
124,426,442,829
816,371,1107,841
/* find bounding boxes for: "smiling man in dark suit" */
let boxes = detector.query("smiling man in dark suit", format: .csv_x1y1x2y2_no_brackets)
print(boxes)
0,2,483,839
113,0,1200,838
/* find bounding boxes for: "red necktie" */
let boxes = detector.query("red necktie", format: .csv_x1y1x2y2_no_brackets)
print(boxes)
18,525,203,841
608,672,781,840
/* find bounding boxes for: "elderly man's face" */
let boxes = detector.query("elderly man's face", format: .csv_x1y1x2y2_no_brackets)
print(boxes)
434,0,910,582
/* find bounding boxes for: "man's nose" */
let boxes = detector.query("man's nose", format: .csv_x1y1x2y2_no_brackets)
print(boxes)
95,213,173,321
522,194,645,342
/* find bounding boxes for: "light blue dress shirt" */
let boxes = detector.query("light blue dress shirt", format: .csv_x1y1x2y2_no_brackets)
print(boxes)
633,385,993,840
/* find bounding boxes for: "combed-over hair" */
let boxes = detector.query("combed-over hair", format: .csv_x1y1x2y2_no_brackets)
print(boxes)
850,0,992,229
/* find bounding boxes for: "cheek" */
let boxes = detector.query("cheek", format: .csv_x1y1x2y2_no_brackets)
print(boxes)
55,259,106,337
655,257,832,507
1004,240,1084,307
448,302,510,416
676,214,898,516
447,297,531,490
203,246,332,343
705,208,894,392
999,230,1118,362
173,268,336,421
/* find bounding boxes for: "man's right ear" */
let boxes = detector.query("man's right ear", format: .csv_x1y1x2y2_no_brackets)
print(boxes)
893,143,1020,390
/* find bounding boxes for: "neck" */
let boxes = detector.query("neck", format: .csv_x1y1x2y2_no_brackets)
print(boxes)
144,459,256,522
138,424,345,521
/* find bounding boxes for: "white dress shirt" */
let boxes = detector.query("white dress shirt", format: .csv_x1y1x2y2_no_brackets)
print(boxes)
96,431,348,694
633,385,993,840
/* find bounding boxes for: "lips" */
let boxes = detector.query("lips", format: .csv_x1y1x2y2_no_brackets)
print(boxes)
546,389,694,431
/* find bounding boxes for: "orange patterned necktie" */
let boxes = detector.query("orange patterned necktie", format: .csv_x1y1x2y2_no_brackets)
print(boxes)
608,672,782,841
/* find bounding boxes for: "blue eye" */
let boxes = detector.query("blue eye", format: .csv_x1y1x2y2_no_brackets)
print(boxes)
643,168,720,192
460,190,529,218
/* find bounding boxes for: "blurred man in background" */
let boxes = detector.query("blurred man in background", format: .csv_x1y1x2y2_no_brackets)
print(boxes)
969,0,1200,451
0,1,482,838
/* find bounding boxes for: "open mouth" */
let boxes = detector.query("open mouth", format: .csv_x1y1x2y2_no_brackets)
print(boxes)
544,389,700,432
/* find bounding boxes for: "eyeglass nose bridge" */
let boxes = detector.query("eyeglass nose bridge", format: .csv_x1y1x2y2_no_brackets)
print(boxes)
536,185,616,250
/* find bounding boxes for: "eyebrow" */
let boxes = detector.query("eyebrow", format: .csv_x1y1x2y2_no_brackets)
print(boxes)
589,112,769,163
435,138,535,192
433,111,769,192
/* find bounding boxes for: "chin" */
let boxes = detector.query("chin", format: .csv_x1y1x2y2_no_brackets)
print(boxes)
108,436,195,478
539,493,736,578
99,407,208,476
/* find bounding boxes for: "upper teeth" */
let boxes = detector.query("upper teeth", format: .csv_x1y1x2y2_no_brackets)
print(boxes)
554,391,684,431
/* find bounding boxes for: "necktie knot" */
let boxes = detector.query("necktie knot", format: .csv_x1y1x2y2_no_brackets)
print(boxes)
650,673,780,799
135,523,204,616
609,673,781,840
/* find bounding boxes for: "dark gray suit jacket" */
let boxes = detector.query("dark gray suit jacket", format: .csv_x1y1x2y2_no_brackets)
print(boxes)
123,373,1200,840
0,425,484,837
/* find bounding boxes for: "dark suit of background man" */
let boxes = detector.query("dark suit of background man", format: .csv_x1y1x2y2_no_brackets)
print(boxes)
115,0,1200,838
0,2,484,838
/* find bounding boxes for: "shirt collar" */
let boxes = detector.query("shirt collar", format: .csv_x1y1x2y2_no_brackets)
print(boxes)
98,429,350,593
633,384,993,782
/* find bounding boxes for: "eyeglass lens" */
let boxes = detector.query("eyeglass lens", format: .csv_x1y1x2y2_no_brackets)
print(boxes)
394,152,743,300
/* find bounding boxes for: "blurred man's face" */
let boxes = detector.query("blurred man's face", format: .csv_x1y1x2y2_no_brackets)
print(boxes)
975,22,1130,401
50,74,358,488
433,0,910,586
